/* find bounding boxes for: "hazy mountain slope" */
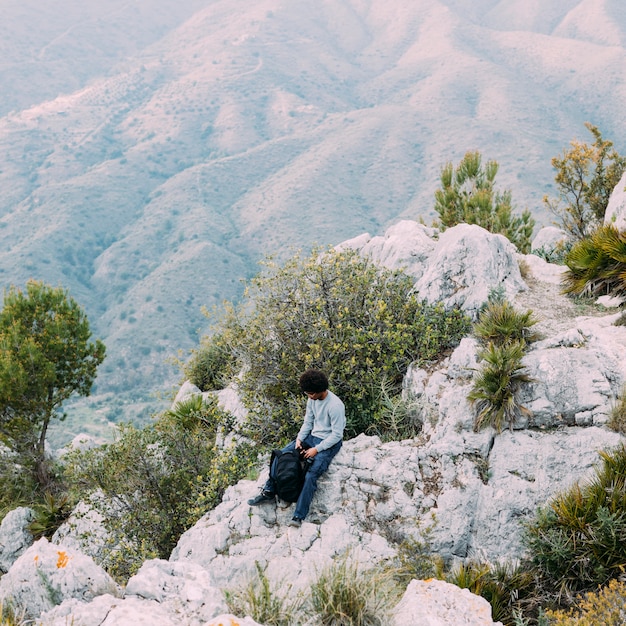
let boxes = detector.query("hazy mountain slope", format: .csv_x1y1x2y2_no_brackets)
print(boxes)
0,0,625,433
0,0,209,116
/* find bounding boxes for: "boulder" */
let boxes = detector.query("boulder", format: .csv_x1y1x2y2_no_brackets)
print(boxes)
391,579,502,626
0,506,35,573
359,220,437,279
40,595,180,626
531,226,569,255
518,253,566,285
604,170,626,231
415,224,526,317
52,499,110,564
125,558,227,622
0,537,120,619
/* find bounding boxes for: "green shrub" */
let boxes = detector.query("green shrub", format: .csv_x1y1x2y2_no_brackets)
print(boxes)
446,560,538,625
545,578,626,625
562,224,626,298
533,241,573,266
366,378,424,442
64,395,256,581
0,601,26,626
29,492,70,539
468,341,533,432
434,151,535,253
524,444,626,599
225,562,304,626
474,300,540,347
184,332,234,391
388,522,442,586
310,556,399,626
607,386,626,434
543,123,626,242
207,247,471,444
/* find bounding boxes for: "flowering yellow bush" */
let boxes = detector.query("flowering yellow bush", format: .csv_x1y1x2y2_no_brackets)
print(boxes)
546,578,626,626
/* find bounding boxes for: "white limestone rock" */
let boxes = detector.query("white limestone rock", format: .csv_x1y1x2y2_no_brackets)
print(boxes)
42,595,180,626
519,325,623,428
392,579,502,626
415,224,526,317
531,226,569,255
518,253,566,285
604,170,626,231
0,506,35,573
334,232,372,252
0,537,120,620
470,426,621,560
125,558,227,622
52,499,110,564
40,559,226,626
359,220,437,279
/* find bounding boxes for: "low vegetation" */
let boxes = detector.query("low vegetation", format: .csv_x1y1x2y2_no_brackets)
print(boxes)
524,443,626,600
562,224,626,299
226,556,398,626
64,395,257,580
545,578,626,625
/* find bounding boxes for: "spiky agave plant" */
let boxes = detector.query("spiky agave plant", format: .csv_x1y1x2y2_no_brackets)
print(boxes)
562,224,626,297
468,341,534,433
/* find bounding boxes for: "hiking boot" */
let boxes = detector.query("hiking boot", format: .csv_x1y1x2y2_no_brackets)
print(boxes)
288,516,303,528
247,490,275,506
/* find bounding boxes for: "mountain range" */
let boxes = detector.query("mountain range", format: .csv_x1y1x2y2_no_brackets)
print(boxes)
1,0,625,439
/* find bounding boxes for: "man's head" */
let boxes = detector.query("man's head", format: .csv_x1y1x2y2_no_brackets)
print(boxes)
299,369,329,396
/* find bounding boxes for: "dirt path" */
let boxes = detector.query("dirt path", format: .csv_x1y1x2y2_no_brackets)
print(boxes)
513,268,613,339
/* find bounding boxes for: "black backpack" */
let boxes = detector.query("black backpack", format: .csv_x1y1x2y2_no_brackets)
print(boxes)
269,449,307,502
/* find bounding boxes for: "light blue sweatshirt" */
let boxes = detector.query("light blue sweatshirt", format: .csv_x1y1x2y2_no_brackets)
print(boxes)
297,390,346,451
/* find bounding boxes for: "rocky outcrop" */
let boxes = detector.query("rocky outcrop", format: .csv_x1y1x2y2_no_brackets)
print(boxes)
414,224,526,316
605,170,626,231
0,506,35,574
4,221,626,624
339,220,438,280
392,579,502,626
531,226,569,255
0,537,120,620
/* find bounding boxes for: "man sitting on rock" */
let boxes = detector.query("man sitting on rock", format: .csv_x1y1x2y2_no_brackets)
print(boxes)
247,369,346,528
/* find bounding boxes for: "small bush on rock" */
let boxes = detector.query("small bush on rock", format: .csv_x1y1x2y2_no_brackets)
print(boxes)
0,601,26,626
524,444,626,600
474,300,540,347
543,123,626,242
225,562,304,626
446,560,538,626
607,386,626,434
310,556,399,626
562,225,626,299
434,150,535,253
183,331,234,391
544,578,626,625
468,341,533,432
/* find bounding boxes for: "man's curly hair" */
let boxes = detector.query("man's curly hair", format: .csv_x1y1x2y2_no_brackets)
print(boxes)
299,369,329,393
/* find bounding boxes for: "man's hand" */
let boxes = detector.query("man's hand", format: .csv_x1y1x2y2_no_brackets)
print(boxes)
295,438,303,450
303,447,318,459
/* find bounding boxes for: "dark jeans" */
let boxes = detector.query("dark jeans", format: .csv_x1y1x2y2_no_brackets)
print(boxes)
264,434,342,520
